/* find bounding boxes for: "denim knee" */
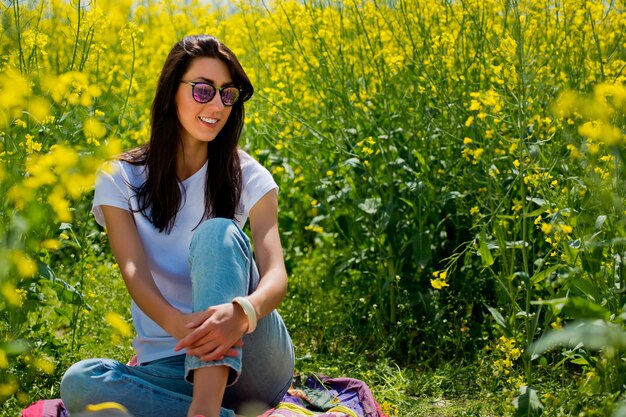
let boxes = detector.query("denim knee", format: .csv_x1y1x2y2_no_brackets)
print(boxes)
190,218,249,256
60,358,113,413
188,217,253,302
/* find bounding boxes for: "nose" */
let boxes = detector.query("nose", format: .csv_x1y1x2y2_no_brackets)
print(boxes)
205,92,224,109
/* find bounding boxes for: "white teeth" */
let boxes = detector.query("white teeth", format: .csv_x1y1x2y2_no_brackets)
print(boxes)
199,116,218,123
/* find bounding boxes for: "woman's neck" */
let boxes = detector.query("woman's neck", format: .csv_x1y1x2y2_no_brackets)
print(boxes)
177,142,208,181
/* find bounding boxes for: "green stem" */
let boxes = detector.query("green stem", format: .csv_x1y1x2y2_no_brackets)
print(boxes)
69,0,82,71
115,28,136,136
586,6,605,81
510,0,533,389
12,0,26,74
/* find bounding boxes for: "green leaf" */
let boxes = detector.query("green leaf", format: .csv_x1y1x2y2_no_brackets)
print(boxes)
0,339,31,355
531,297,568,315
479,230,494,267
37,260,57,281
358,198,381,214
570,357,589,365
570,276,601,302
486,304,512,337
412,232,431,269
531,265,559,285
581,246,603,275
37,260,92,310
513,386,544,417
562,297,609,320
612,402,626,417
528,320,626,358
595,215,607,231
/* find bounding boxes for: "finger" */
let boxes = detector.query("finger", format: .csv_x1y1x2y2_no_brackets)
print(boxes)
200,340,232,360
187,334,222,353
200,350,227,362
186,309,213,329
224,347,241,357
194,343,226,360
175,328,210,351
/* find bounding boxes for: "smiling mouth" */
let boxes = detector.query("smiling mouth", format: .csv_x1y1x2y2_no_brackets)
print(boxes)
198,116,218,124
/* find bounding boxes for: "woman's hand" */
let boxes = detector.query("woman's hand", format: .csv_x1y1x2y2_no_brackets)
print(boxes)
172,302,248,361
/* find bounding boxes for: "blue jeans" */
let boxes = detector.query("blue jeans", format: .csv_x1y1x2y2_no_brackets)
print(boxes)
60,218,294,417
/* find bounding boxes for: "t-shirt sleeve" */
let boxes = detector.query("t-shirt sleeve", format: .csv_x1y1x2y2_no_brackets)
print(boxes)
239,152,279,223
92,161,133,228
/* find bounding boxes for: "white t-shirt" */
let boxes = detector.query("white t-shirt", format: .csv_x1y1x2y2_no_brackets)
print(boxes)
92,149,278,364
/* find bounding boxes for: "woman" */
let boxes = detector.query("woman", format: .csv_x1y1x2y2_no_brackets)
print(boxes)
60,35,294,417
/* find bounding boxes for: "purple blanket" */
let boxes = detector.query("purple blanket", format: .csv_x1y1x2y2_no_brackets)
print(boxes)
21,375,388,417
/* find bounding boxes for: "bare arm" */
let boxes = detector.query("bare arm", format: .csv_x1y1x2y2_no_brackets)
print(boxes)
246,188,288,319
100,205,188,339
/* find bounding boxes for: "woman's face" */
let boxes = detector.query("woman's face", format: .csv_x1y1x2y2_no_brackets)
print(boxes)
175,57,234,147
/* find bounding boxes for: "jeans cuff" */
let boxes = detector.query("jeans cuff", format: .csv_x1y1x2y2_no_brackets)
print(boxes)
184,350,242,387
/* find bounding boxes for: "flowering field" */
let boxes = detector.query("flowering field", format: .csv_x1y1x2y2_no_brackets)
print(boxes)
1,0,626,415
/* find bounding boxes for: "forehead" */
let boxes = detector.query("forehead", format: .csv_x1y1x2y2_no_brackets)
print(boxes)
183,57,232,84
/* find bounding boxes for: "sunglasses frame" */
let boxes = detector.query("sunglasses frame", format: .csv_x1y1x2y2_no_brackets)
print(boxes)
180,81,241,107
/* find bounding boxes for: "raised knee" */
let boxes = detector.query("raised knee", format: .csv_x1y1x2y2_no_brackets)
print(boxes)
191,218,246,251
196,217,237,237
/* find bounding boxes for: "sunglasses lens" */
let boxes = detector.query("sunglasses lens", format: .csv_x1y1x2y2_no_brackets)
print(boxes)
192,83,215,103
221,87,240,106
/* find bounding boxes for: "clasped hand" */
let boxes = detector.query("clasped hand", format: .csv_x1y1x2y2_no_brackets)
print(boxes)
172,302,247,361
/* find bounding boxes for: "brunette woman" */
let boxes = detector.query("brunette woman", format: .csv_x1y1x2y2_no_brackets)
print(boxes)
60,35,294,417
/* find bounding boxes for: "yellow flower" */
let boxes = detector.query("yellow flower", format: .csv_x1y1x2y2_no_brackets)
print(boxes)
0,350,8,369
83,117,107,139
0,381,18,397
579,121,622,145
24,134,43,153
472,148,484,163
551,317,562,330
566,144,581,159
48,187,72,222
40,239,61,250
541,223,553,234
431,270,449,289
7,184,34,210
430,278,449,290
33,357,55,374
2,282,26,307
11,251,37,278
463,137,473,145
105,312,132,337
304,225,324,233
28,97,51,122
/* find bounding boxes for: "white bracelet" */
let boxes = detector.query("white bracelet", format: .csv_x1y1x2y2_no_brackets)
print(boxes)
232,296,257,334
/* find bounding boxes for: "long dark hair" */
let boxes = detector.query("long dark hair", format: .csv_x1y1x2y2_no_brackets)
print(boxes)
124,35,253,233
